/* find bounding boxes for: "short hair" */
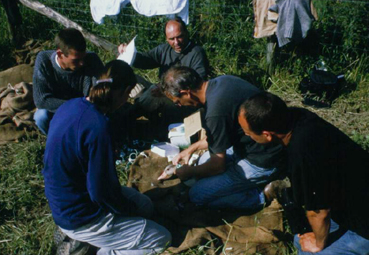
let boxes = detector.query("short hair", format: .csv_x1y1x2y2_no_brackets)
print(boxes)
55,28,86,56
89,60,136,110
239,92,291,135
164,17,189,37
160,66,203,97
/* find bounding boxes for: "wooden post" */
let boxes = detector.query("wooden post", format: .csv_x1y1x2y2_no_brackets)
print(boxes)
266,36,277,75
18,0,118,54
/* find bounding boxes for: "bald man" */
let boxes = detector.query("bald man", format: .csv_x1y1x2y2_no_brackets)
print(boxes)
118,17,209,80
117,17,209,139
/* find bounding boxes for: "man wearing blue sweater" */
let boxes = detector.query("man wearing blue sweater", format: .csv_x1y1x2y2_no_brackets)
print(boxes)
33,28,104,135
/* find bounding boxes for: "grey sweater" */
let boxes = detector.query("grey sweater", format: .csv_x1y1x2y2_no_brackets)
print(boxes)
33,50,104,112
133,42,209,80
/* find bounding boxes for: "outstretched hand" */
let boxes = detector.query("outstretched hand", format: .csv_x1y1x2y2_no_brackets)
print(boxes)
298,232,324,253
118,43,128,54
172,150,192,165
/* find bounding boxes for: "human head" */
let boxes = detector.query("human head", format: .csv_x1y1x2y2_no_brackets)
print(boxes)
160,66,203,107
55,28,87,71
165,17,189,53
238,92,290,144
89,60,136,113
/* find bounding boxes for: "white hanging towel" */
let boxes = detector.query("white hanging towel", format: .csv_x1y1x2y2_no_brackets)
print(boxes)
130,0,189,24
90,0,130,24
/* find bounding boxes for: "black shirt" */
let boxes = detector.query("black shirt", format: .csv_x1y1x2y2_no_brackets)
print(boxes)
133,42,209,79
288,108,369,238
204,75,285,169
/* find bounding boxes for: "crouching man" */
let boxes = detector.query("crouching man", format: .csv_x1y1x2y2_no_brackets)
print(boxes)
238,92,369,254
159,66,286,210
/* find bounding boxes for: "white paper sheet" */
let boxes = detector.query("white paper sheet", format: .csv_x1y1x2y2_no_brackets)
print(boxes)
117,35,137,66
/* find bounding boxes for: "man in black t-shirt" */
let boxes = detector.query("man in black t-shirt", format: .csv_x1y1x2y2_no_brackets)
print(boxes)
238,92,369,254
159,66,285,209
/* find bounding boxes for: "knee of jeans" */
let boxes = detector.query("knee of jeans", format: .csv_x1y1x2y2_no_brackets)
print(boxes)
34,109,50,125
34,109,51,134
188,186,207,205
293,234,302,251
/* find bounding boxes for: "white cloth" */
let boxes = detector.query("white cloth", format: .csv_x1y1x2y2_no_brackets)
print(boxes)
60,187,171,255
90,0,130,24
130,0,189,24
253,0,277,38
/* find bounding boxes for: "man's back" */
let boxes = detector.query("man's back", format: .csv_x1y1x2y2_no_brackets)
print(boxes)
205,75,285,169
288,107,369,239
204,75,260,153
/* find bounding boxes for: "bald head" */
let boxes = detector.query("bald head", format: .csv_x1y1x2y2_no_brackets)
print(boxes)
165,18,189,53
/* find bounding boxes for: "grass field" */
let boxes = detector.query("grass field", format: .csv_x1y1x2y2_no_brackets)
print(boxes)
0,0,368,254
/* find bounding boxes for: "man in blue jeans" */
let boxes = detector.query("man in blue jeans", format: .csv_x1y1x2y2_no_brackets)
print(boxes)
159,66,286,210
33,28,104,135
238,92,369,254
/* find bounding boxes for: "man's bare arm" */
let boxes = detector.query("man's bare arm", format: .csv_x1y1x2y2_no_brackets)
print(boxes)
299,209,331,252
175,151,226,180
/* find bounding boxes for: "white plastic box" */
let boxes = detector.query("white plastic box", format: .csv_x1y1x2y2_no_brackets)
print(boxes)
168,123,190,147
151,142,180,160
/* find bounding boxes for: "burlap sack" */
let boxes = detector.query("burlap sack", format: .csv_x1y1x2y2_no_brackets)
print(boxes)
0,82,37,144
128,151,290,254
0,64,34,89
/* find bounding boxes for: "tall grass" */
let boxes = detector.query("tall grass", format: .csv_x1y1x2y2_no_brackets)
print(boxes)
0,0,368,254
0,135,55,254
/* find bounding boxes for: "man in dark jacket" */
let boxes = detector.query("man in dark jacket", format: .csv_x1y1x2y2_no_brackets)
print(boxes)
118,18,209,137
33,28,104,135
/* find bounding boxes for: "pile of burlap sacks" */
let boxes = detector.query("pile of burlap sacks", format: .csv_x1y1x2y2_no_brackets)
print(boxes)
0,40,50,144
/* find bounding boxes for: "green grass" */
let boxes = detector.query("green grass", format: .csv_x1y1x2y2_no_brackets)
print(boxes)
0,0,368,254
0,135,55,254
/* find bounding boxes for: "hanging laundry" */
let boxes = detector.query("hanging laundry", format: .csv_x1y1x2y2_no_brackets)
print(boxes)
269,0,318,47
90,0,130,24
253,0,277,39
130,0,189,24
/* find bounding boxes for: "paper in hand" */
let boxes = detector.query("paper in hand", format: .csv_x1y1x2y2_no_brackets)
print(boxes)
117,35,137,66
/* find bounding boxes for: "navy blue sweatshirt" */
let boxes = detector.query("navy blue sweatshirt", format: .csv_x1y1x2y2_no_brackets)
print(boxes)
43,98,137,230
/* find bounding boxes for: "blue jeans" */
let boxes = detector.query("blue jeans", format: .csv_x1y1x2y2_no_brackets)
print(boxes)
34,109,54,135
294,220,369,255
189,147,279,210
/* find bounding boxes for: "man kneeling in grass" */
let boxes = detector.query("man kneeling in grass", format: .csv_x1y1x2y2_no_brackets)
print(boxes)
159,66,287,210
238,92,369,254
